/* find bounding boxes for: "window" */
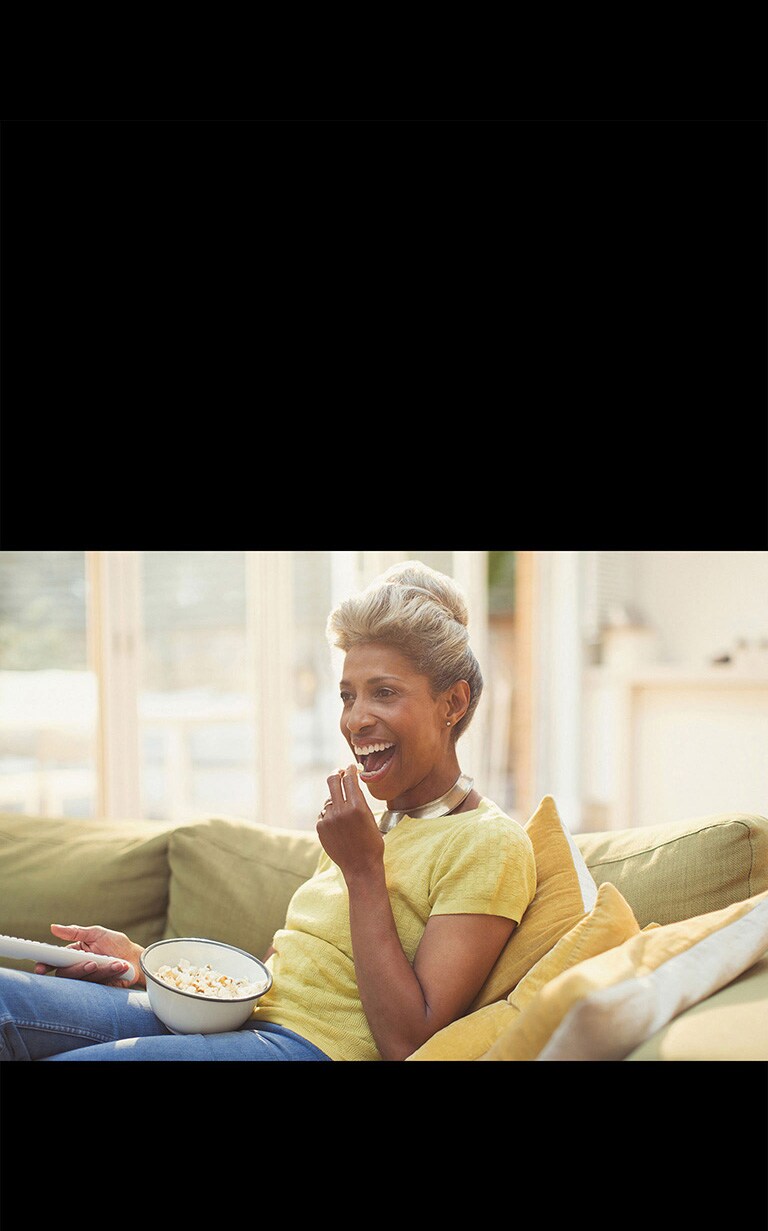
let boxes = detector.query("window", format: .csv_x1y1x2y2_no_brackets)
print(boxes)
138,552,253,822
0,551,514,828
0,552,97,816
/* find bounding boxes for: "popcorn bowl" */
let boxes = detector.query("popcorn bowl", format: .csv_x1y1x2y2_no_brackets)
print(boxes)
140,937,272,1035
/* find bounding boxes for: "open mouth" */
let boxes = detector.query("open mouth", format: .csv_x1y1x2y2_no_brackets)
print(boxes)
353,741,396,782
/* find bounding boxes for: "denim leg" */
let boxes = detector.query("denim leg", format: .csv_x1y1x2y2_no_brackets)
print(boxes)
47,1020,332,1060
0,968,331,1061
0,967,168,1061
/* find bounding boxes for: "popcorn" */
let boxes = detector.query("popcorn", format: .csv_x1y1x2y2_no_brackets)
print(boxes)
155,958,264,1000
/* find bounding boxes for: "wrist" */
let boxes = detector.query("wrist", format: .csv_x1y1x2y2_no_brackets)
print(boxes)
343,859,387,894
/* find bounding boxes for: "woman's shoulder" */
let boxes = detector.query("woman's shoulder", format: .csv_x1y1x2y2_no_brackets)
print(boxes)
451,797,533,848
465,795,523,824
428,799,536,887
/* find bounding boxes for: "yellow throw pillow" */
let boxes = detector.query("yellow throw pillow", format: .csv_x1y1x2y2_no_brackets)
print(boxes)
408,880,637,1060
506,881,639,1014
481,888,768,1061
469,795,598,1010
405,1002,514,1061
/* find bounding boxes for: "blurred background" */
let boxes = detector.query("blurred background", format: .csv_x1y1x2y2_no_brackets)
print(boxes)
0,549,766,832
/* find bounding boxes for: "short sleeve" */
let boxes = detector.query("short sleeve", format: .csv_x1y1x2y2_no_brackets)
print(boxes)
428,815,536,924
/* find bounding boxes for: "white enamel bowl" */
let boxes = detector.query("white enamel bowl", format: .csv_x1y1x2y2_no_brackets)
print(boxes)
140,938,272,1035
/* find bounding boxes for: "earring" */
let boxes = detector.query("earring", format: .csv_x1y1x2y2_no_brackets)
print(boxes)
446,720,451,726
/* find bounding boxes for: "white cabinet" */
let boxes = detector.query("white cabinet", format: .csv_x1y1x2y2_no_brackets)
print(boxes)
582,666,768,829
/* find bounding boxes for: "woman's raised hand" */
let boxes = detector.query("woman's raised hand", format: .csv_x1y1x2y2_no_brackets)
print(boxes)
316,765,384,880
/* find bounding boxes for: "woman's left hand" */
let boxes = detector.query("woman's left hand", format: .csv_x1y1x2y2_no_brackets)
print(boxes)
317,765,384,880
34,924,145,987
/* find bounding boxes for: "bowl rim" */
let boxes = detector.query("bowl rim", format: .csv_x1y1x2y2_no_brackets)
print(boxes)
140,937,273,1004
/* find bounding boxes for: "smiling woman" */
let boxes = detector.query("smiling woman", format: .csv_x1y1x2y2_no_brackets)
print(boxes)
253,561,538,1060
330,561,484,808
338,644,474,809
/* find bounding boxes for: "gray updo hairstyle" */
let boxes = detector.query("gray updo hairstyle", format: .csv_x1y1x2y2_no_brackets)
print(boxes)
326,560,483,741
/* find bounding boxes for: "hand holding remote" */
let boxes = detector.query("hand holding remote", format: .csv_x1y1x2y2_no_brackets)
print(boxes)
0,925,144,985
40,923,142,985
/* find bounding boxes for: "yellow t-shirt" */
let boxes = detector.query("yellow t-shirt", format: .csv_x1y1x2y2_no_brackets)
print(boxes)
254,797,536,1061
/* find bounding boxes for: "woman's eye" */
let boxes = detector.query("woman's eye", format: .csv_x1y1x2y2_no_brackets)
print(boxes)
339,688,393,703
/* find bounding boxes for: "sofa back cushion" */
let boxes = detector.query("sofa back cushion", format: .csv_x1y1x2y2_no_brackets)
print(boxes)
0,813,176,965
575,812,768,928
165,817,321,960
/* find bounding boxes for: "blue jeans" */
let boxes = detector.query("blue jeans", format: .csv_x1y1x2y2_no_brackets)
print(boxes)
0,968,331,1061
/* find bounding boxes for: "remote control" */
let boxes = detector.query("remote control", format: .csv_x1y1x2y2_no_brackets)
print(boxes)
0,934,136,982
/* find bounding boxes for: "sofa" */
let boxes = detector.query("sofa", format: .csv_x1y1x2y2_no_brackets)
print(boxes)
1,796,767,1061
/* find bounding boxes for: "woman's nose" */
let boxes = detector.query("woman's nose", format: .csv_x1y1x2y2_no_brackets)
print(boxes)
346,697,373,735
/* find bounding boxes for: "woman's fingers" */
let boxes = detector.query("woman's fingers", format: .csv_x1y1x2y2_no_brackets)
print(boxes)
340,764,363,800
50,923,102,948
326,768,346,805
326,764,361,806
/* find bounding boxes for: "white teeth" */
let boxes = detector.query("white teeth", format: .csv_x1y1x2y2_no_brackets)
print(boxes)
353,741,395,757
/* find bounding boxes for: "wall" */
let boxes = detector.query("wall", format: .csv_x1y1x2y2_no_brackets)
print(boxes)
630,551,768,666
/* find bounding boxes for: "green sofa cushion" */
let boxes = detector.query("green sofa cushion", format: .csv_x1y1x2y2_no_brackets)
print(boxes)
164,817,321,961
0,813,176,966
575,812,768,928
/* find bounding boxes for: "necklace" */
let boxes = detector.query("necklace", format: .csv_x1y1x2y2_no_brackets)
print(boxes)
378,773,475,834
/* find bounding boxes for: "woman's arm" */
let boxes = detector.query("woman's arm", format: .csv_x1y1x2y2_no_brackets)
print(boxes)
318,766,515,1061
347,870,514,1059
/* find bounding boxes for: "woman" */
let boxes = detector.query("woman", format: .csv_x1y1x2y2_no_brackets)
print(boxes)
0,561,536,1061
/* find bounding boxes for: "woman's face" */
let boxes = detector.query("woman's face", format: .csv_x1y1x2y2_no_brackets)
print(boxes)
339,642,459,811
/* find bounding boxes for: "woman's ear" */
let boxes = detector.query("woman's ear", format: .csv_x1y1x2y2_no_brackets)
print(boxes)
444,679,470,726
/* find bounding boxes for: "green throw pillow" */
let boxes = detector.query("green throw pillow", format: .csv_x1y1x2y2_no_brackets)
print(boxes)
0,813,175,967
165,817,321,960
